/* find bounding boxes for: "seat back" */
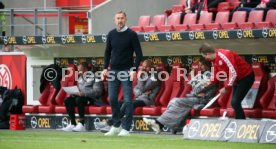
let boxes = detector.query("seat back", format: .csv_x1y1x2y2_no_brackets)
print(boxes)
39,82,50,105
183,13,197,25
154,63,167,106
167,13,181,26
267,81,276,110
151,14,166,27
159,64,183,107
215,11,230,24
260,76,276,109
55,64,77,105
198,12,213,24
138,15,151,27
242,62,268,108
248,10,264,23
265,10,276,26
231,11,247,24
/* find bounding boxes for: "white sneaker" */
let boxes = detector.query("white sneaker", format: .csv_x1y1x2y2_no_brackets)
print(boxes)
143,118,160,134
62,124,75,132
118,129,130,136
72,123,86,132
104,126,122,136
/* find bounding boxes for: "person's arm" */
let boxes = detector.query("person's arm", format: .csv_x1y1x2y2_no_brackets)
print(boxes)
103,33,112,70
142,75,160,93
83,80,104,98
217,51,238,90
132,32,143,72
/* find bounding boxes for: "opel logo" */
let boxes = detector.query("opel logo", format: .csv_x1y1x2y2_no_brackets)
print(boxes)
61,117,69,128
93,117,101,129
189,31,195,40
61,35,67,44
224,121,237,139
91,58,96,66
187,56,193,65
81,35,87,43
266,124,276,142
213,30,218,39
144,33,149,42
22,36,27,44
237,29,243,39
42,36,47,44
188,121,200,138
3,36,8,45
31,116,38,128
167,56,173,65
73,59,78,66
166,32,172,41
252,55,258,63
162,126,169,132
262,28,268,38
130,120,135,131
102,34,107,43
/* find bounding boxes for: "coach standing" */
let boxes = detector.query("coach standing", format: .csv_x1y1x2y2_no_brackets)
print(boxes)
199,43,254,119
102,11,143,136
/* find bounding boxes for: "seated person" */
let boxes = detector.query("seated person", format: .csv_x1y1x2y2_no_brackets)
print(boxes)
62,62,104,132
236,0,276,15
143,57,218,134
95,60,161,131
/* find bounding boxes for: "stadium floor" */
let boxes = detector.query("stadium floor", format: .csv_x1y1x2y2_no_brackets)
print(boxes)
0,130,275,149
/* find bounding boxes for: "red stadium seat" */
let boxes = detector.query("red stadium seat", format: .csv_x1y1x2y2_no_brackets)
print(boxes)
143,64,183,115
55,64,77,106
189,12,213,31
143,14,166,32
221,11,247,30
131,15,151,32
175,13,197,31
38,83,59,113
164,0,188,16
260,76,276,118
239,10,264,29
158,13,181,32
205,11,230,30
255,10,276,28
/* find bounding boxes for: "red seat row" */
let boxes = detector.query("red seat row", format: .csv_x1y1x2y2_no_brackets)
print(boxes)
131,10,276,32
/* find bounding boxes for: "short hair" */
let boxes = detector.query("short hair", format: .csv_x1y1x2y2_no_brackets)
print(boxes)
143,59,154,68
199,43,215,54
78,62,89,70
116,10,127,17
0,2,5,9
199,57,212,69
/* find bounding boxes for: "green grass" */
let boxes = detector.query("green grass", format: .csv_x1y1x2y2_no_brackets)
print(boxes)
0,130,274,149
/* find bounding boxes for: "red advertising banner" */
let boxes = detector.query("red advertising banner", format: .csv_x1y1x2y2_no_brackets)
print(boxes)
0,54,26,104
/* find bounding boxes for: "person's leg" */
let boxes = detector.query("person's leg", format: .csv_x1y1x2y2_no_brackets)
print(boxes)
108,73,121,128
76,96,89,125
64,96,77,125
121,75,133,131
231,72,255,119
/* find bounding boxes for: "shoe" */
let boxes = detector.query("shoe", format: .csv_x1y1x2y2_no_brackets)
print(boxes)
143,118,160,134
118,129,130,136
62,124,75,132
100,125,111,133
104,126,122,136
94,121,109,129
72,123,86,132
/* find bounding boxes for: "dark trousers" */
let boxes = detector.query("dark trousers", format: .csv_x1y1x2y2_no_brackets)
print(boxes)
107,100,146,126
231,72,255,119
108,70,133,131
64,96,92,125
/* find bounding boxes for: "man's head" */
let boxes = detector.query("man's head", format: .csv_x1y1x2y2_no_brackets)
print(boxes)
199,57,212,72
114,11,127,30
77,62,89,75
141,60,154,73
199,43,216,61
